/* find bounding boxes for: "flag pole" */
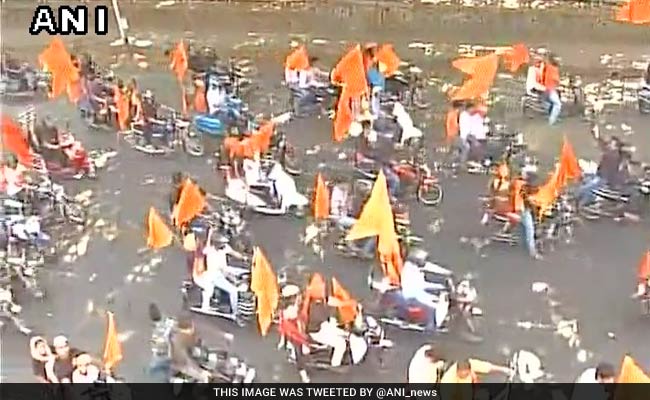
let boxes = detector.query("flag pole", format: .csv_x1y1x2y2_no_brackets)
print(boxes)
111,0,127,45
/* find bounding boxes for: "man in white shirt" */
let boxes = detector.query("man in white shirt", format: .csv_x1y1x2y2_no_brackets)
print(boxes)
526,57,546,96
572,363,615,400
456,103,487,163
196,229,246,316
400,260,446,332
407,344,445,383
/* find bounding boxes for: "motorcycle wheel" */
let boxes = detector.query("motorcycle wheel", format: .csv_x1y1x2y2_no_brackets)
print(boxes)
417,183,443,206
62,201,86,225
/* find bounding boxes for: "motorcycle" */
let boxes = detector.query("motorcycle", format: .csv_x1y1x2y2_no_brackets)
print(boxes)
354,153,443,207
169,346,256,384
639,86,650,115
0,63,50,99
224,163,308,217
484,193,576,252
285,306,393,370
25,178,86,225
367,248,483,341
0,284,32,335
289,83,335,118
521,76,585,119
266,130,303,177
181,268,256,327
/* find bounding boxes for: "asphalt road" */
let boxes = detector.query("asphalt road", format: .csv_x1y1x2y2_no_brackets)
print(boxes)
1,1,650,383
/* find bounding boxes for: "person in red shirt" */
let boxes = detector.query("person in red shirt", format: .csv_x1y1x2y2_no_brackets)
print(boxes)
543,55,562,125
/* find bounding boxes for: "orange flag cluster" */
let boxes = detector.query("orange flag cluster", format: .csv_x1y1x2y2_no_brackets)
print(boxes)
223,121,276,160
300,273,359,325
346,171,403,285
0,115,34,167
312,173,330,221
102,311,123,373
332,45,369,142
172,178,206,228
38,38,81,103
530,137,582,216
250,247,279,336
616,0,650,25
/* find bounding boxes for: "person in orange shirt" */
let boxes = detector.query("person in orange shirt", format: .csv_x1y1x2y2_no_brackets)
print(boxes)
543,55,562,125
440,358,512,383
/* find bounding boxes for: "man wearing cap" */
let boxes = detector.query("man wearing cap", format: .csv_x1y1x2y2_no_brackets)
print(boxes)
45,336,82,383
196,227,246,316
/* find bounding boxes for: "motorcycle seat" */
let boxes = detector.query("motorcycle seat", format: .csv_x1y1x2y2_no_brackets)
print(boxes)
194,115,225,136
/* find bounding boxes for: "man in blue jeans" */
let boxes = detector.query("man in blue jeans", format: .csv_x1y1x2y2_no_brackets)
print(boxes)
543,56,562,126
519,180,542,260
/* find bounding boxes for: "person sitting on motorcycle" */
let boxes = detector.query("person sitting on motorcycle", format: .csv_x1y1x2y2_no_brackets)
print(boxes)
576,136,627,207
481,163,511,226
169,315,212,383
277,285,311,383
35,117,68,168
519,176,542,260
441,358,512,383
382,162,401,199
526,55,546,96
303,295,347,368
196,228,246,317
140,90,169,149
456,102,487,164
633,276,650,299
407,344,445,383
399,256,446,332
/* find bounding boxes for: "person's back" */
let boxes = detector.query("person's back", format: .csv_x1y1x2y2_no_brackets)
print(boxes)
306,300,328,334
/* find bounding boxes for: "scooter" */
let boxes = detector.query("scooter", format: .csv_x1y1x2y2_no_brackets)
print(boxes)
181,269,256,327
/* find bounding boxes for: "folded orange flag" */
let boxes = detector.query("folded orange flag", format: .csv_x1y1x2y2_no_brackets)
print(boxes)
102,311,123,372
38,38,80,101
1,115,33,167
171,41,189,82
113,86,130,132
331,45,368,98
312,173,330,220
445,108,460,142
638,251,650,282
300,272,327,322
333,90,354,142
146,207,173,249
250,247,279,336
502,43,530,73
376,44,401,77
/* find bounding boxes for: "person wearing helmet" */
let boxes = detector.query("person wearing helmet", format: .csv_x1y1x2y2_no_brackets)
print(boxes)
196,227,246,316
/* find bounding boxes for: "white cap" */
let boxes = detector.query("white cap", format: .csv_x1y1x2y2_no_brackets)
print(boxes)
281,284,300,298
53,335,68,348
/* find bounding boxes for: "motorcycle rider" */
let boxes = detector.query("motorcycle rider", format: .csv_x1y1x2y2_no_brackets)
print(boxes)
399,255,449,332
168,315,212,382
481,163,511,226
456,101,488,165
277,285,311,383
576,136,628,207
407,344,445,383
303,294,347,368
196,228,247,317
525,54,546,96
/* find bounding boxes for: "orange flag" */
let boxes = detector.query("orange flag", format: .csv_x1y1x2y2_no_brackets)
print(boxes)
638,251,650,281
285,46,310,71
102,311,123,372
1,115,33,166
346,170,392,241
250,247,279,336
113,86,130,131
330,277,358,324
193,83,207,114
171,41,189,83
312,173,330,220
333,91,354,142
173,179,206,227
378,232,403,285
616,0,650,24
250,121,275,154
445,108,460,142
502,43,530,73
617,355,650,383
331,45,368,98
376,44,401,77
557,136,582,185
451,54,499,101
300,272,327,322
530,168,562,217
38,38,80,101
146,207,173,249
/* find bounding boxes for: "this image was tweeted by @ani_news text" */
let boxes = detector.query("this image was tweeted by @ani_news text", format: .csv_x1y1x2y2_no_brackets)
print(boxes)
214,385,439,399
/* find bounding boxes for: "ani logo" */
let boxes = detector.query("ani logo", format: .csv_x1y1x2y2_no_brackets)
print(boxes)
29,5,109,36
